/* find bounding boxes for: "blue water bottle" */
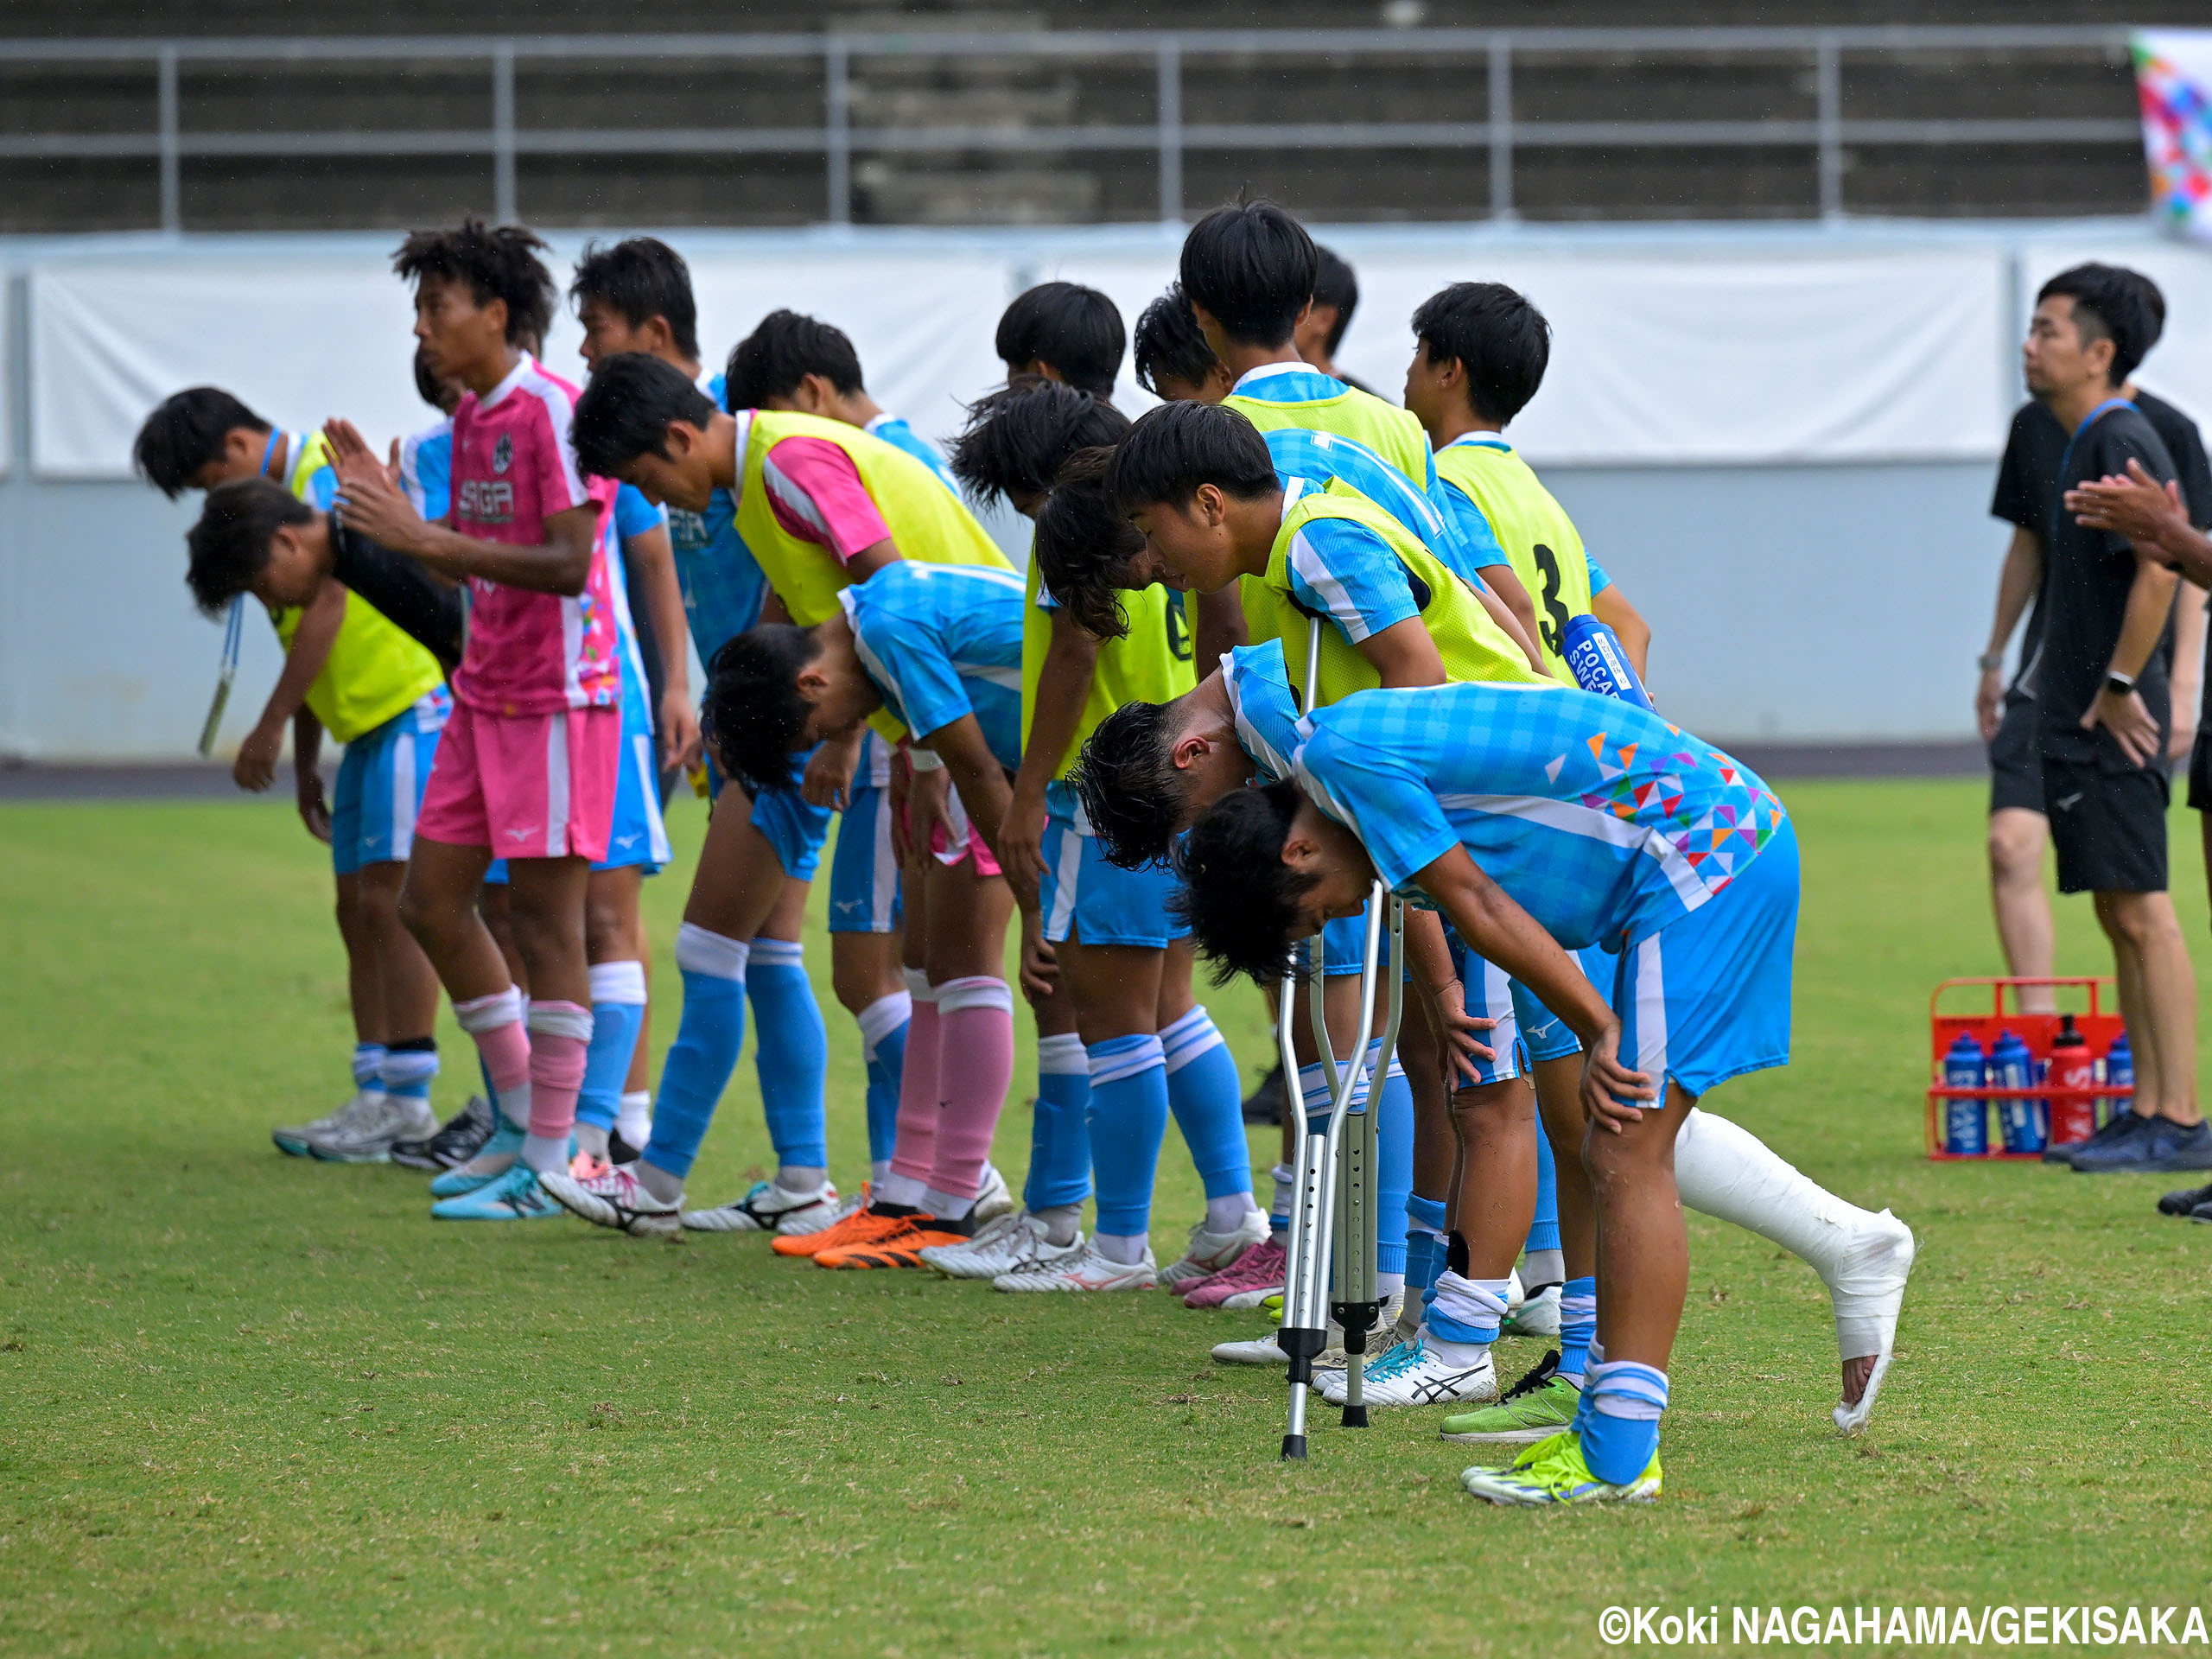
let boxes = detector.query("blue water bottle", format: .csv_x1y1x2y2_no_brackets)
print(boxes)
2104,1030,2133,1128
1560,613,1656,711
1990,1028,2044,1154
1941,1032,1988,1155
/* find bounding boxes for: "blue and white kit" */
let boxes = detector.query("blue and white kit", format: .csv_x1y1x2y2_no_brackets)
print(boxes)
1263,426,1505,588
332,689,450,877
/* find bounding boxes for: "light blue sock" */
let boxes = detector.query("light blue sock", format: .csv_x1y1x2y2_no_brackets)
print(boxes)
1404,1230,1439,1300
1372,1045,1414,1277
1526,1118,1562,1255
643,925,749,1180
378,1044,437,1106
1559,1275,1599,1385
1031,1033,1094,1211
353,1042,387,1092
1086,1033,1170,1237
856,991,912,1172
747,938,829,1170
1582,1360,1668,1484
579,959,648,1133
1160,1007,1252,1202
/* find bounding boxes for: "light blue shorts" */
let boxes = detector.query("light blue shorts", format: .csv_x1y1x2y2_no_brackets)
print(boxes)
830,782,901,934
1607,820,1798,1104
1039,804,1186,949
332,690,448,876
485,673,666,881
1507,944,1622,1065
703,750,832,885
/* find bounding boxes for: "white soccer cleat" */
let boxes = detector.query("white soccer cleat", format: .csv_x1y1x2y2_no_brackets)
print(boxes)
1312,1338,1497,1408
308,1094,438,1164
993,1242,1157,1294
541,1164,683,1238
971,1162,1015,1225
1832,1209,1916,1435
1211,1333,1289,1364
680,1178,842,1235
272,1091,377,1158
1504,1281,1561,1338
924,1211,1084,1280
1158,1209,1270,1287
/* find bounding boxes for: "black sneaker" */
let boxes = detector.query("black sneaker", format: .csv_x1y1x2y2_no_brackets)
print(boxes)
391,1094,493,1171
2073,1114,2212,1173
2063,1111,2157,1172
1242,1063,1286,1125
2157,1181,2212,1216
2047,1109,2143,1166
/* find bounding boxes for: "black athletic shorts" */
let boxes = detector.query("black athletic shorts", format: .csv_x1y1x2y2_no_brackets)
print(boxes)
1987,690,2043,816
2189,728,2212,813
2041,737,2171,894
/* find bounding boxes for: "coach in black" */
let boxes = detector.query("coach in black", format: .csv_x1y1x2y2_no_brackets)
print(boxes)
2021,264,2209,1175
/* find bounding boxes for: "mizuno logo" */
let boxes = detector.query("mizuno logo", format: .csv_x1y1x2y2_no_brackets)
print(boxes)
505,826,536,841
614,834,640,849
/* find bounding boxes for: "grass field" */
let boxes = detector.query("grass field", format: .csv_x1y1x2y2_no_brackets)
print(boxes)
3,779,2211,1656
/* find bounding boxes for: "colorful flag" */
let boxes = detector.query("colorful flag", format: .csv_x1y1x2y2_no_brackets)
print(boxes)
2134,29,2212,240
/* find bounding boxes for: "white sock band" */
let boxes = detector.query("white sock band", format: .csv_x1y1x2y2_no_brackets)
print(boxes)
1089,1033,1166,1087
902,967,937,1003
453,986,522,1034
526,1001,594,1043
751,938,804,969
1037,1032,1089,1075
855,991,913,1058
588,959,647,1005
675,922,750,981
935,976,1014,1017
1160,1005,1227,1073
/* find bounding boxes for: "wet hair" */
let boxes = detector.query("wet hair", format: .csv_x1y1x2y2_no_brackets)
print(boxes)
1171,779,1316,985
1104,399,1277,514
1071,697,1187,870
1179,199,1318,349
724,308,867,410
1033,447,1146,641
949,379,1131,509
703,625,823,797
185,478,309,615
132,386,269,498
572,353,719,478
1411,281,1553,427
569,237,701,360
1311,245,1359,356
392,219,556,347
995,282,1126,398
2037,264,2159,388
1133,283,1223,398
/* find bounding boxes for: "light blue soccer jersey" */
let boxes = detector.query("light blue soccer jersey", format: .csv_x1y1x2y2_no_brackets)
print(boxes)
670,371,772,661
842,561,1028,768
608,482,664,736
1587,553,1612,594
1220,639,1306,783
1291,682,1789,951
399,419,451,522
864,413,960,495
1264,427,1503,584
1274,476,1435,646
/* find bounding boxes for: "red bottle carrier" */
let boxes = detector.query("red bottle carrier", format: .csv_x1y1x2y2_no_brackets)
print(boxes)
1925,977,2131,1161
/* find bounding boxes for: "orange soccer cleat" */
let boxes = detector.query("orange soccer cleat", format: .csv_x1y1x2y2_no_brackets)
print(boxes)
814,1216,972,1269
772,1203,909,1259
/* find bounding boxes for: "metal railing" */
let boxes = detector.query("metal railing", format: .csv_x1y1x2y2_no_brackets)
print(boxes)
0,25,2142,232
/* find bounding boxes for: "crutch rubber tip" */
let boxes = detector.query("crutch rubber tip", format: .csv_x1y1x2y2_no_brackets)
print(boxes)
1281,1434,1308,1461
1340,1405,1369,1428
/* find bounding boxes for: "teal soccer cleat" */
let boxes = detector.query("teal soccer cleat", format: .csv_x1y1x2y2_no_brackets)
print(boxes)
430,1159,563,1221
427,1117,524,1197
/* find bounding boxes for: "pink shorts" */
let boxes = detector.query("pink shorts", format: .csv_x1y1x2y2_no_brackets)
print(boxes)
900,772,1002,878
416,700,621,863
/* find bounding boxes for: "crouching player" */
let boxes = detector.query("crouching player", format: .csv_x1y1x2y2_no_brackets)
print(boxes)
1173,674,1809,1503
709,559,1027,1268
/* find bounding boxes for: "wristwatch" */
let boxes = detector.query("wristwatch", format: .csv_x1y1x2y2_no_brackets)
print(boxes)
1977,652,2005,672
2105,671,2137,698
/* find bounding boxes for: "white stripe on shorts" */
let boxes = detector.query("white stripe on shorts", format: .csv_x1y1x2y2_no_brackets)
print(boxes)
632,731,671,866
1045,823,1083,940
545,715,572,858
869,791,898,929
390,709,420,863
1632,933,1669,1083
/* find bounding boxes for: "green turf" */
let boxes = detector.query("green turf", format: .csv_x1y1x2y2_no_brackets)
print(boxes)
3,782,2209,1656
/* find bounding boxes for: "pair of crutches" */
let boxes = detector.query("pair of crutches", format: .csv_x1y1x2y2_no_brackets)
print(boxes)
1274,614,1406,1460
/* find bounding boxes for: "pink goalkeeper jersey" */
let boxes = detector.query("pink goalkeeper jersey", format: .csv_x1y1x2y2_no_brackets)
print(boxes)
448,354,620,716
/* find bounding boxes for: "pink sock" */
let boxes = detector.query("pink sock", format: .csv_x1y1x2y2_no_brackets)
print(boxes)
454,988,531,1124
885,989,942,1193
524,1001,594,1144
926,976,1014,1208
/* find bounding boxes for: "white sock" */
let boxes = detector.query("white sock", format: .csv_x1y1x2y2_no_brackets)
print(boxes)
637,1160,684,1205
574,1122,610,1160
921,1186,976,1220
874,1171,928,1208
1522,1249,1565,1291
1674,1107,1899,1357
869,1158,891,1185
1037,1203,1084,1246
778,1166,827,1196
1095,1230,1148,1265
519,1133,568,1176
614,1090,652,1151
1378,1271,1405,1300
1204,1193,1254,1234
1421,1328,1491,1366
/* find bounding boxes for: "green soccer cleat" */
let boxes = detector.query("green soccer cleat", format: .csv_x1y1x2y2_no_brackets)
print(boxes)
1440,1349,1579,1443
1459,1429,1662,1506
